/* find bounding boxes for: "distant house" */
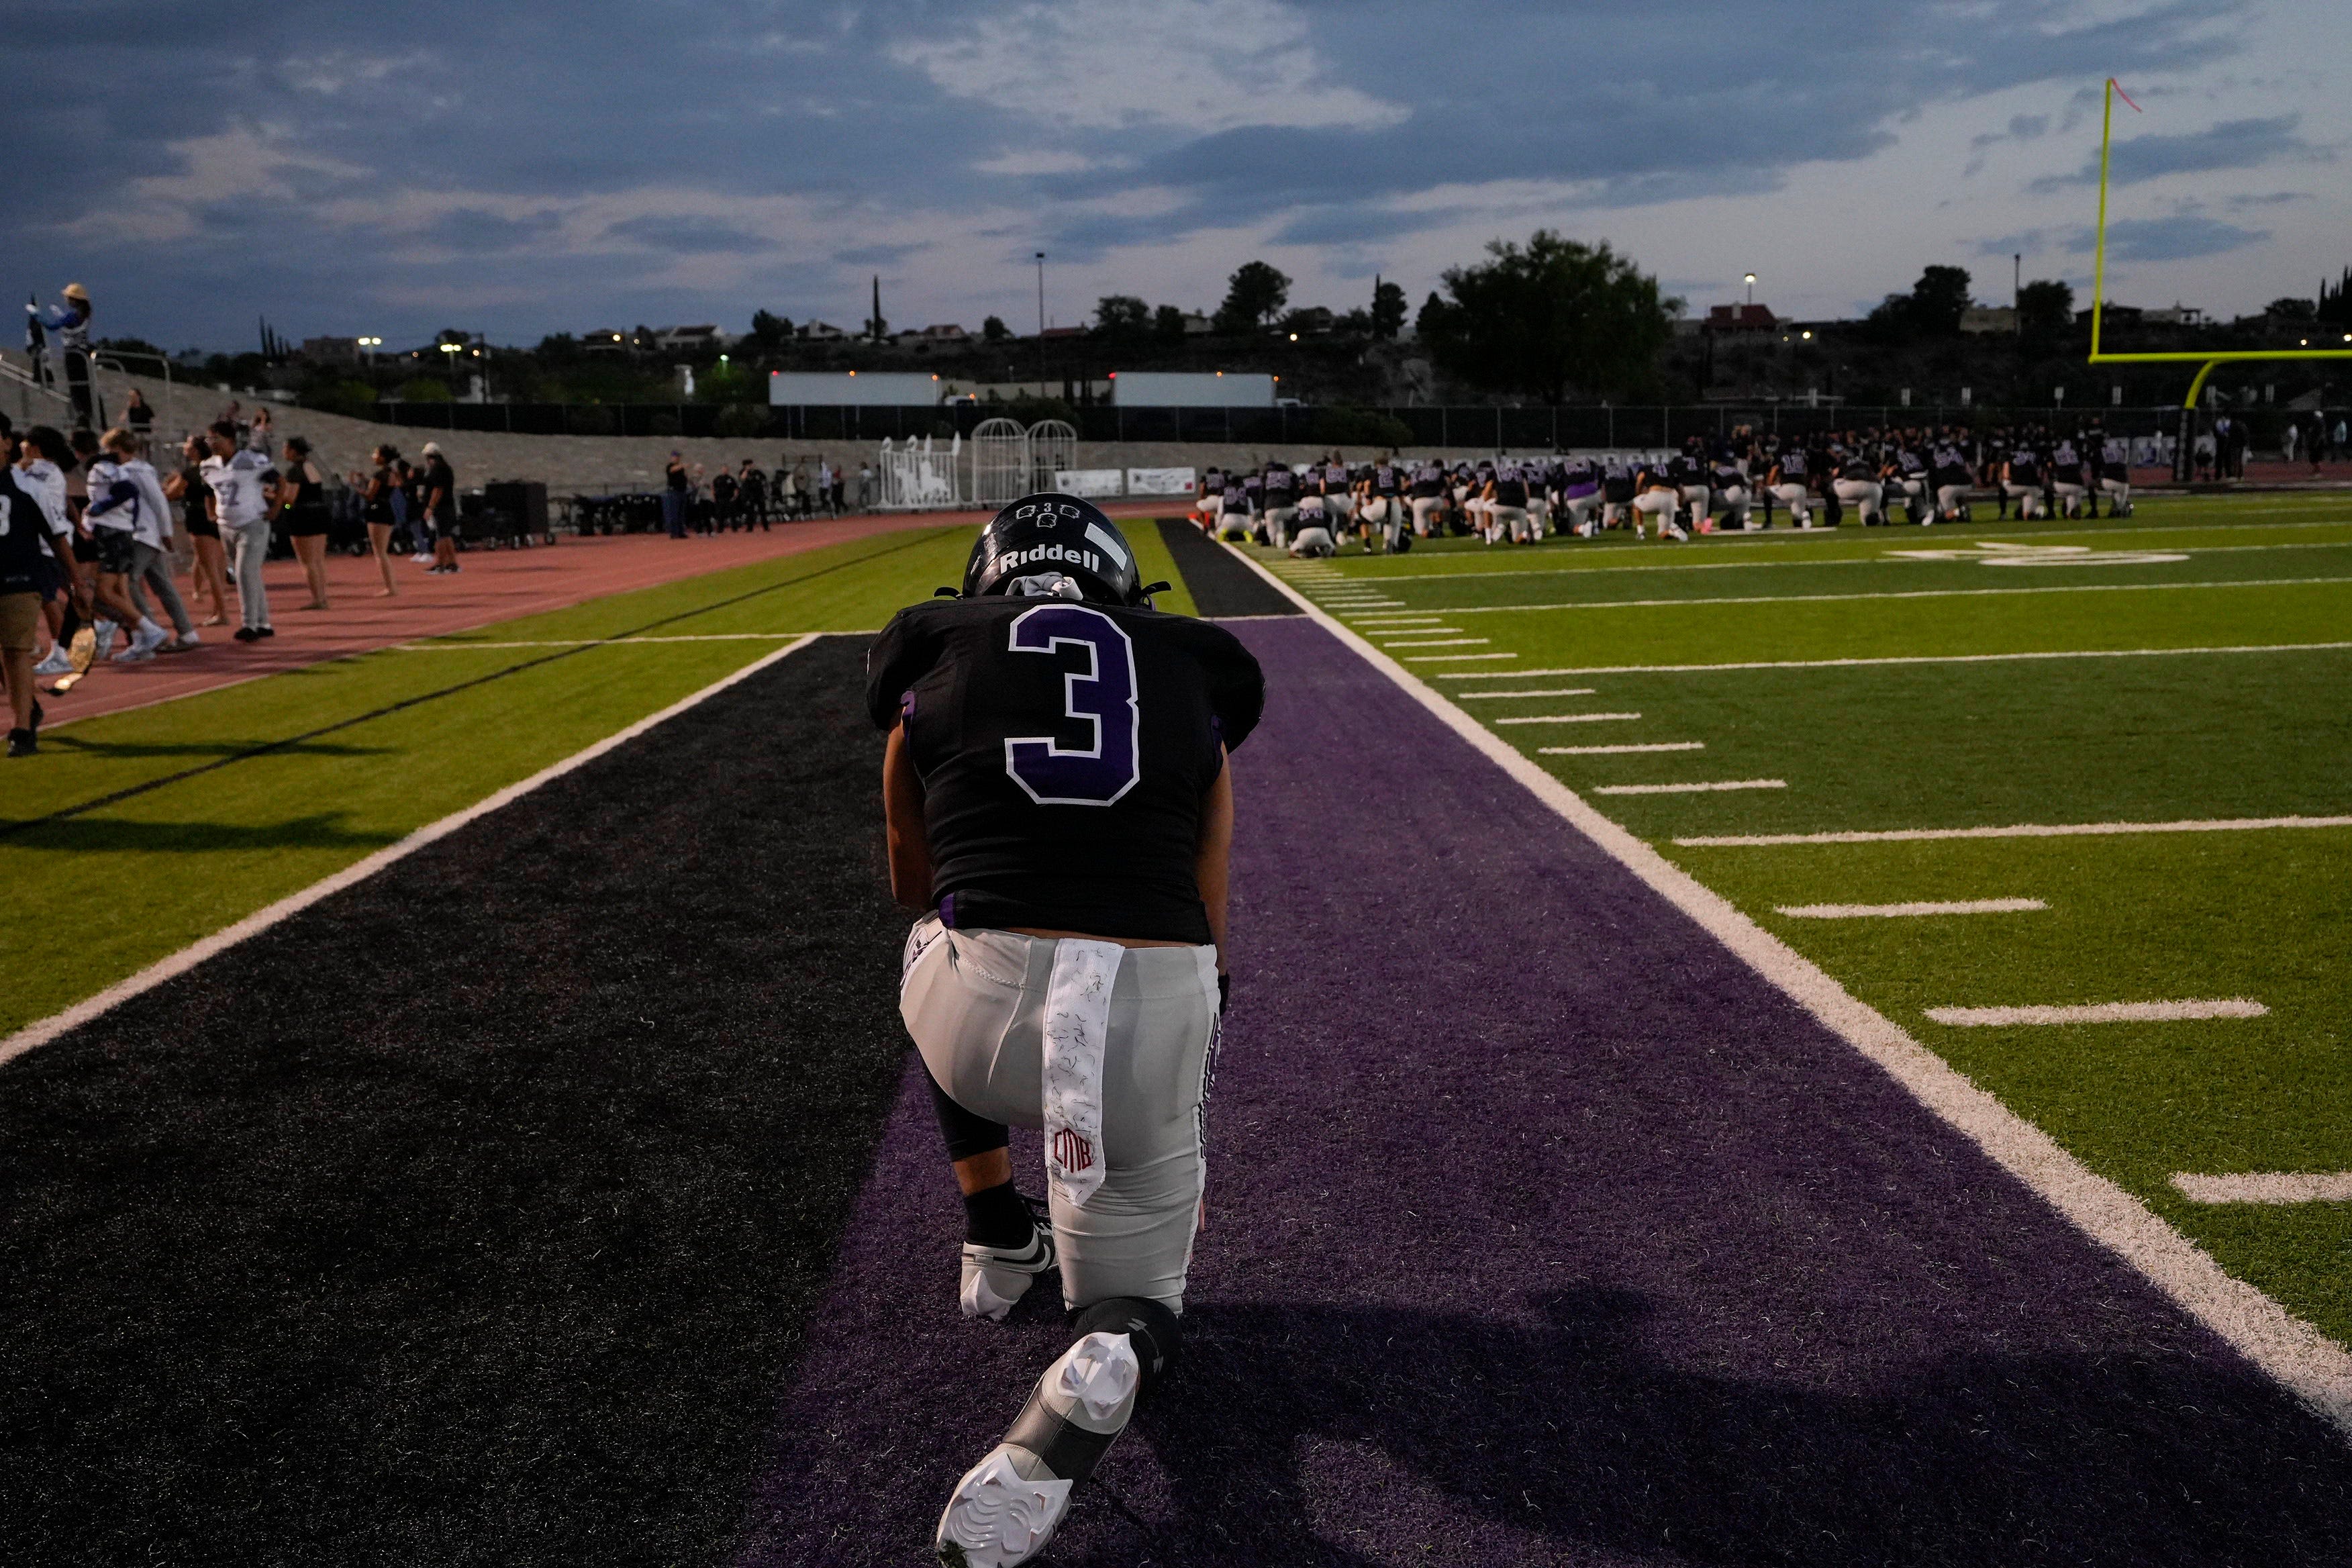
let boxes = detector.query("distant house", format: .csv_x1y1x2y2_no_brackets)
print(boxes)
799,320,850,341
651,324,731,352
1959,306,2017,335
1180,312,1212,336
1039,325,1088,341
1704,303,1778,332
2079,304,2145,326
2142,303,2204,326
901,323,968,343
582,329,632,354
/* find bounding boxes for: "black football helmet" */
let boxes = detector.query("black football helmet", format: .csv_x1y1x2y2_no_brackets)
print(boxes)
963,493,1145,605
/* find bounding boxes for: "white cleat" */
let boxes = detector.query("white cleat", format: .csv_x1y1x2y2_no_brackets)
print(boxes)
34,646,72,677
960,1220,1055,1322
936,1332,1140,1567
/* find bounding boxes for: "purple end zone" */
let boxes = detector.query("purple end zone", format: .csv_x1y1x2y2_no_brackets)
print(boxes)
734,618,2352,1567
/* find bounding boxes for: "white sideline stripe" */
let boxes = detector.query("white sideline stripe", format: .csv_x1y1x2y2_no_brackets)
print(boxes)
1541,741,1706,755
397,632,814,650
1379,637,1488,648
2175,1173,2352,1206
1493,712,1641,725
1779,898,2048,918
1406,652,1516,663
1926,998,2268,1027
1436,640,2352,679
1459,687,1597,699
1340,575,2352,617
1592,778,1787,795
1319,534,2352,585
0,636,823,1073
1219,537,2352,1439
1677,815,2352,847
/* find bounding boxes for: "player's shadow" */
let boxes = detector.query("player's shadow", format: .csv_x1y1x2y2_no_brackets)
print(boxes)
0,815,401,854
1093,1289,2352,1567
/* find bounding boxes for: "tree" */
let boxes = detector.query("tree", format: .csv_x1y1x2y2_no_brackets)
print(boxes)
1214,260,1291,333
2318,268,2352,328
1369,279,1408,339
2017,279,2075,342
1419,231,1678,403
2266,296,2317,322
746,309,794,356
1910,265,1973,335
1093,295,1150,336
1153,304,1187,342
1416,290,1456,340
982,315,1010,342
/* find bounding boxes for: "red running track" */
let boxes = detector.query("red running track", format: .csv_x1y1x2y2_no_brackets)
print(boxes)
43,503,1171,728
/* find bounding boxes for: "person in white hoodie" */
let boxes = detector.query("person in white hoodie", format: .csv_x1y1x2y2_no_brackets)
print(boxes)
91,427,195,650
201,420,279,641
81,430,174,663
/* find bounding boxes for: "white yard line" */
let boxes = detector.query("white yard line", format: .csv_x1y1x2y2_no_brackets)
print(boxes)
1,636,823,1071
1405,652,1517,663
1379,637,1488,648
396,632,814,650
1436,640,2352,679
1676,815,2352,847
1332,575,2352,618
1459,688,1597,699
1492,712,1642,725
1925,999,2268,1026
1540,741,1706,755
2174,1173,2352,1205
1779,898,2047,918
1592,778,1787,795
1222,538,2352,1440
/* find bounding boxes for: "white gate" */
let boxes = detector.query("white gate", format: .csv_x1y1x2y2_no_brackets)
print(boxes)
877,434,965,510
969,417,1028,507
1027,419,1077,493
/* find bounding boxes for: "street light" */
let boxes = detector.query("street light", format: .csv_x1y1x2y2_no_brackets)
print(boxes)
1743,273,1757,306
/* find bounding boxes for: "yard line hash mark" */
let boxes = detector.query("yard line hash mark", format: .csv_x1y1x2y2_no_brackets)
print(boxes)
1459,688,1597,699
2173,1173,2352,1205
1540,742,1706,755
1676,816,2352,847
1779,899,2048,918
1592,779,1787,795
1925,999,2268,1026
1493,712,1642,725
1437,641,2352,679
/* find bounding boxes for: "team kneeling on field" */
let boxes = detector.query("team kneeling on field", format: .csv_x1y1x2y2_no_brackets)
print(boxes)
1193,423,2140,556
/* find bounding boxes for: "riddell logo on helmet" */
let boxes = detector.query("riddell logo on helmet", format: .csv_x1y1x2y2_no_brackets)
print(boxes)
1000,543,1101,575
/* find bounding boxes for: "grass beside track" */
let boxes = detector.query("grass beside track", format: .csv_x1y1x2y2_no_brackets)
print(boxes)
1258,492,2352,1349
0,526,975,1036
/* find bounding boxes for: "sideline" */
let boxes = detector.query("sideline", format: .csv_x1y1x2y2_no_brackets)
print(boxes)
1676,814,2352,847
0,636,820,1072
1320,575,2352,617
1435,640,2352,679
1226,542,2352,1439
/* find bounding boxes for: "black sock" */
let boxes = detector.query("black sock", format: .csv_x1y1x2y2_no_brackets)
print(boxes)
963,1180,1034,1248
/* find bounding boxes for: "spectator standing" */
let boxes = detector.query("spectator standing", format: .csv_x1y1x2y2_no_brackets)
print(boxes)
28,283,99,429
164,434,232,626
83,432,173,661
247,405,275,455
829,456,846,516
711,462,738,532
276,436,333,609
663,451,689,538
93,427,195,650
420,441,459,573
736,458,767,530
124,386,153,436
791,458,813,520
362,445,401,595
1,425,48,754
203,420,277,640
815,456,835,518
857,460,875,511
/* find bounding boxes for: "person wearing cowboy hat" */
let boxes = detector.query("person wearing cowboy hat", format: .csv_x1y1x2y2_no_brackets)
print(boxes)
28,284,99,430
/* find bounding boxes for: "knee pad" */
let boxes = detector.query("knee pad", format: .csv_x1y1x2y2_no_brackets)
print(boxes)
1073,1294,1182,1388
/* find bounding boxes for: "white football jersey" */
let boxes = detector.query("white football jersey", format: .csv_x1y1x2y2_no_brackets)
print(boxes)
203,448,276,528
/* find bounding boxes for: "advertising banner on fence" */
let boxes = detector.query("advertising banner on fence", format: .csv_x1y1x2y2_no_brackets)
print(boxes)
1124,467,1197,495
1052,469,1127,498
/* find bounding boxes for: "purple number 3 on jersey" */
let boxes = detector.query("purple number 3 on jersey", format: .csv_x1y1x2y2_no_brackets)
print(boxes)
1002,604,1142,806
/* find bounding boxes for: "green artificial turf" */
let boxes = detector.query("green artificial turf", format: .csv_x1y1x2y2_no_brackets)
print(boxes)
1273,492,2352,1351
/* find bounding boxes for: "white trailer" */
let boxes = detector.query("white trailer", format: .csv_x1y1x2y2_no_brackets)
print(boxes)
769,371,941,405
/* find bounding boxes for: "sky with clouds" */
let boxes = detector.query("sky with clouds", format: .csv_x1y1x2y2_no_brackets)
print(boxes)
7,0,2345,354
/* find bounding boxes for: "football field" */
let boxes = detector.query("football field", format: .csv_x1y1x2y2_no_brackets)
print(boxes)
1257,495,2352,1351
5,497,2350,1564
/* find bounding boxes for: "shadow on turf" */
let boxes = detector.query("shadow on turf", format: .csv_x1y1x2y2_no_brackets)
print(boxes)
1074,1289,2352,1566
0,814,401,854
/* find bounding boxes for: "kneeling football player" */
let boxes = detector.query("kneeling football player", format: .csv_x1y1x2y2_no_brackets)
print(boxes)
867,494,1265,1567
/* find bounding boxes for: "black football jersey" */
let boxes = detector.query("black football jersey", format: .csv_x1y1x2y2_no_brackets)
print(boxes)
867,597,1265,943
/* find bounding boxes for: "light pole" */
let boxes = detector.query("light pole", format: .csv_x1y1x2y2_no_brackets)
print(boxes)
1744,273,1757,307
1034,251,1046,390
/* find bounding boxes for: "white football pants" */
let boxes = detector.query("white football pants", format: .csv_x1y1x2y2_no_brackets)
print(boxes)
901,919,1220,1312
1770,483,1812,525
1832,478,1884,523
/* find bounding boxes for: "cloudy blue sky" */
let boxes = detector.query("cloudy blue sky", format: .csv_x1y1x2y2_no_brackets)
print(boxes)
7,0,2344,353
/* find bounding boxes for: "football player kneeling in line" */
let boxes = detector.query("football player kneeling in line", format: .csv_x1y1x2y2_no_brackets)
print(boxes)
871,495,1265,1567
